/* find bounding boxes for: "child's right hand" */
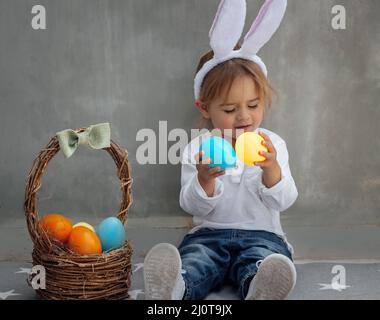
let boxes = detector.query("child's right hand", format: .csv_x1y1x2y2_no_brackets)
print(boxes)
194,151,225,197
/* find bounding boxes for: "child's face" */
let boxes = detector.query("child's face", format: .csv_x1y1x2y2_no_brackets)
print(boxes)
197,75,264,141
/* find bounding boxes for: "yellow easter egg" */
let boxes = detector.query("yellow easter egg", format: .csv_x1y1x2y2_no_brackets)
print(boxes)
72,222,95,233
235,132,268,166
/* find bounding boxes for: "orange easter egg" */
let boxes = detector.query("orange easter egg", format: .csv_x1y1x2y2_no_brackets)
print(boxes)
67,226,102,255
39,214,73,243
235,132,268,166
72,222,95,233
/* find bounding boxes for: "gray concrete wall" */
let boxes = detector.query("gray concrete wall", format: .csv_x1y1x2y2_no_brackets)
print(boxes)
0,0,379,258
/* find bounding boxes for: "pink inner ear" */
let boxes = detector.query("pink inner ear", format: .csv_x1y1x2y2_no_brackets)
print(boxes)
244,0,274,41
209,0,225,38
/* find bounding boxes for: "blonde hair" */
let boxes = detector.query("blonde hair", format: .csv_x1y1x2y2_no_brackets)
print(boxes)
195,44,276,129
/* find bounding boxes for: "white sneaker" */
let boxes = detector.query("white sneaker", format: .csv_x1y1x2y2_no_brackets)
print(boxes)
143,243,186,300
245,254,296,300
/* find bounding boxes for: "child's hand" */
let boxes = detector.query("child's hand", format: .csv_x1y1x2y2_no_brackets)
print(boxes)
255,131,279,171
195,151,226,182
256,131,282,188
194,151,225,196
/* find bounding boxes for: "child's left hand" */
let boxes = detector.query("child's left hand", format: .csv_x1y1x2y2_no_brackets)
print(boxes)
255,131,282,188
254,131,279,171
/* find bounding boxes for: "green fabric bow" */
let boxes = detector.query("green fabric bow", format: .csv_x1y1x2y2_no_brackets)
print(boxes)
56,123,111,158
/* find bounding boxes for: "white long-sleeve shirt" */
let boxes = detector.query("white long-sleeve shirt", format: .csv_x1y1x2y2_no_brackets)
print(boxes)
179,128,298,253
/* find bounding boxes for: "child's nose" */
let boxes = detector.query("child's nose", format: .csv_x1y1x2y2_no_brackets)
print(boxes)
237,107,250,121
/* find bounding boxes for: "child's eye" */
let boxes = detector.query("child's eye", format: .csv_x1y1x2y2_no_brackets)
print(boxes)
249,105,258,109
224,109,235,114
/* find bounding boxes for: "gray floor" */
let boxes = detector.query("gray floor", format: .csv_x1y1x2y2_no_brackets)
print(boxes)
1,218,380,300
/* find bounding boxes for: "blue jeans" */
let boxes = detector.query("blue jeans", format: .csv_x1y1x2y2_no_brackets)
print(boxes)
178,228,293,300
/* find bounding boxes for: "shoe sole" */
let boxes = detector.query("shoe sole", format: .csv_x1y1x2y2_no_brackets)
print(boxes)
143,243,182,300
246,254,296,300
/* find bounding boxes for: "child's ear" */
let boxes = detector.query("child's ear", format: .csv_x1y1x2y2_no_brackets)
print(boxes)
194,100,202,108
194,100,211,119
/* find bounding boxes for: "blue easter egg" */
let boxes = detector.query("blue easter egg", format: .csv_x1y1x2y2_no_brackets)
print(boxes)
199,136,236,171
96,217,126,252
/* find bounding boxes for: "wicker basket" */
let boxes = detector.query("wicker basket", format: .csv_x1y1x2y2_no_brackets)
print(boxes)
24,128,133,300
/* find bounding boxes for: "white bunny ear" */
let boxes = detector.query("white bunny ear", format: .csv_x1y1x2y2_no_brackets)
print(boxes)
209,0,247,59
241,0,287,55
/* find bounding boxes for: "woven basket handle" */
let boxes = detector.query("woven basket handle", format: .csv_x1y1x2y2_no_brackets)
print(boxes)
24,128,133,247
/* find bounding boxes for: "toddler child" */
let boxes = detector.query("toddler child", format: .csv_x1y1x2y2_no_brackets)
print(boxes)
144,0,297,300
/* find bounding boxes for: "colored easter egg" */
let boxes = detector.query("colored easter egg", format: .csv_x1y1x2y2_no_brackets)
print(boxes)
235,132,268,166
73,222,95,233
67,226,102,255
199,136,236,171
96,217,126,252
39,214,72,243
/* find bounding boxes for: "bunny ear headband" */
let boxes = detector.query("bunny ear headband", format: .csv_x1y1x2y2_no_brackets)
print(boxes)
194,0,287,100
